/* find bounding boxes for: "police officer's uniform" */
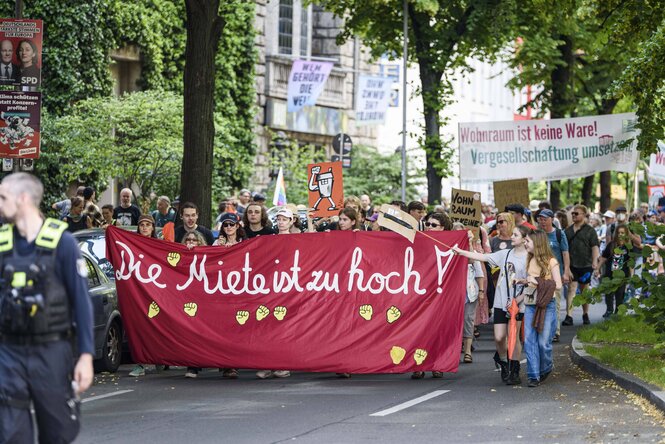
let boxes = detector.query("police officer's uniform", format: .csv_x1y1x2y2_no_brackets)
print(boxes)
0,218,93,444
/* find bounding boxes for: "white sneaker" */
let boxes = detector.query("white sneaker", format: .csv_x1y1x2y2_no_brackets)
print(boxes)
256,370,273,379
273,370,291,378
184,371,198,378
129,365,145,377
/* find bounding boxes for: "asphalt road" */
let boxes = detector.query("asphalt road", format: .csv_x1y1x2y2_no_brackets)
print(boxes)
77,304,665,443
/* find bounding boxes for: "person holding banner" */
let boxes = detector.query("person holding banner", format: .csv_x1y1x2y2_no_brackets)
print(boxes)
256,208,292,379
242,203,276,238
453,225,531,385
213,213,245,247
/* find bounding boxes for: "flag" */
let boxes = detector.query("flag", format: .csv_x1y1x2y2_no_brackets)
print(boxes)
273,167,287,206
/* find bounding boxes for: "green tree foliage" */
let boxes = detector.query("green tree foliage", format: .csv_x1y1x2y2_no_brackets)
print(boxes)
38,91,184,213
315,0,516,203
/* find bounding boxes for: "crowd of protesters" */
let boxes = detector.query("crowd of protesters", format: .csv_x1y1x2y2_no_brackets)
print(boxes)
50,185,665,387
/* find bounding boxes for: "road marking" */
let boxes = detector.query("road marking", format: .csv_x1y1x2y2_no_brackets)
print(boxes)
370,390,450,417
82,390,133,403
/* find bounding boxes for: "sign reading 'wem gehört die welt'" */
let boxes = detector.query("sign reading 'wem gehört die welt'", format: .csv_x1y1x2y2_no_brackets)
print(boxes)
106,226,468,373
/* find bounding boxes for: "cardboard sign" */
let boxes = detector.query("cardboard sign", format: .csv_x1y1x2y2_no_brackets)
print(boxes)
449,188,483,238
376,204,419,243
493,178,529,213
307,161,344,218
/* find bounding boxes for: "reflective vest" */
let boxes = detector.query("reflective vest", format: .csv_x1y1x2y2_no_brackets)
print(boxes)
0,218,71,336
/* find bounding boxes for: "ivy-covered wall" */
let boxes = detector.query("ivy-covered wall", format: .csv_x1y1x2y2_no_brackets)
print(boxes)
1,0,257,205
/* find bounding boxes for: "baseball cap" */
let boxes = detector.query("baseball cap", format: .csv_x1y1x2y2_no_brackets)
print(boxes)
602,210,615,218
368,213,379,222
253,193,266,202
218,212,240,225
275,208,293,219
615,206,627,213
538,209,554,218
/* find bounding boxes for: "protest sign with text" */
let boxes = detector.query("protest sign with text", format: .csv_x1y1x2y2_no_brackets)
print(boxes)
0,19,43,87
308,161,344,218
106,227,468,373
648,185,665,210
0,91,41,158
459,113,639,182
493,178,530,213
355,75,392,126
449,188,482,239
287,60,333,113
648,141,665,182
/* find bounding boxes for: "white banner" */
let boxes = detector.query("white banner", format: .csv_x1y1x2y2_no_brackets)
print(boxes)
355,75,392,126
287,60,333,113
648,141,665,182
458,113,639,182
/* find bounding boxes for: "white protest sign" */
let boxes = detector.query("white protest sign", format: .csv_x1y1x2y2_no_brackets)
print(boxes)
355,75,392,126
458,113,639,182
287,60,333,113
648,141,665,182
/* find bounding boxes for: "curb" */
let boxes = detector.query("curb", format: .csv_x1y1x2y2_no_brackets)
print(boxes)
570,335,665,413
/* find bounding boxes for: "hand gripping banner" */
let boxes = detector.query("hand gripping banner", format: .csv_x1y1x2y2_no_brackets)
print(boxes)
106,226,468,373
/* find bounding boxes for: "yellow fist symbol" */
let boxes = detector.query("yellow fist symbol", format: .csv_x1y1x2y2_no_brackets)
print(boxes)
359,304,373,321
386,305,401,324
147,301,160,319
167,252,181,267
273,306,287,321
390,346,406,365
183,302,198,317
236,310,249,325
256,305,270,321
414,349,428,365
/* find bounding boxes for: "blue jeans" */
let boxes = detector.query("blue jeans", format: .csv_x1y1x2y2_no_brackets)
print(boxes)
524,301,556,381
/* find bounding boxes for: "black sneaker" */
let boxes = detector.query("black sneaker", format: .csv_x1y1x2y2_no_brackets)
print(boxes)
561,315,573,326
602,311,612,318
582,313,590,325
540,371,551,382
552,334,560,343
528,378,540,387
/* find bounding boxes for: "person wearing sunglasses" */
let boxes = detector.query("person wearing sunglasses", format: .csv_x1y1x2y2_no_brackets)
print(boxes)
562,204,599,326
213,213,245,247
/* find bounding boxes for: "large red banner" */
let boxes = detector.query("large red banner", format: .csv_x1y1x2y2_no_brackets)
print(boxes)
106,226,468,373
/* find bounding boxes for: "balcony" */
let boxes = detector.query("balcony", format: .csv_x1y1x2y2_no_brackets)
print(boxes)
265,55,348,109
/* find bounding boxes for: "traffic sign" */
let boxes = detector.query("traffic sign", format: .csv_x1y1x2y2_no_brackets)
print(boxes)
331,154,351,169
332,133,352,155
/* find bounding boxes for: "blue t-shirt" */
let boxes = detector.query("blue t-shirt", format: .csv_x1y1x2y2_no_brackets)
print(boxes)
547,228,568,274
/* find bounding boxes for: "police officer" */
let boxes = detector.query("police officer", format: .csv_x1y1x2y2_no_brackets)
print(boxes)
0,173,94,443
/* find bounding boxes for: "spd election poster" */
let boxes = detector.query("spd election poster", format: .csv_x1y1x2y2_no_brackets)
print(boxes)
0,19,43,87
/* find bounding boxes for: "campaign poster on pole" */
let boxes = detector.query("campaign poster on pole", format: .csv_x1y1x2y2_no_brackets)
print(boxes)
458,113,639,182
0,91,41,158
355,75,392,126
287,60,333,113
0,19,43,88
493,178,530,213
307,161,344,218
449,188,483,239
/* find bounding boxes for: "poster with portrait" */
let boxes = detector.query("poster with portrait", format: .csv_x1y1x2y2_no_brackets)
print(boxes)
0,91,41,158
0,19,43,87
307,161,344,218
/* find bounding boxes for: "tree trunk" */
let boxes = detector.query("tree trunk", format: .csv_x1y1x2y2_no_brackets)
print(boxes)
420,69,443,204
548,34,574,211
581,174,594,207
181,0,224,227
597,98,618,212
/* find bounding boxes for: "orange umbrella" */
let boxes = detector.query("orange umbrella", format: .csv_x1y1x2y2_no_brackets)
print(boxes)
507,298,520,360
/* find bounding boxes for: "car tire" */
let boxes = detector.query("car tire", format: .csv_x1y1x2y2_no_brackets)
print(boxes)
95,321,122,373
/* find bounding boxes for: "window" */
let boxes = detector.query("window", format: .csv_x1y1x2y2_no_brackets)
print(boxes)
278,0,294,55
299,5,309,57
86,258,101,288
